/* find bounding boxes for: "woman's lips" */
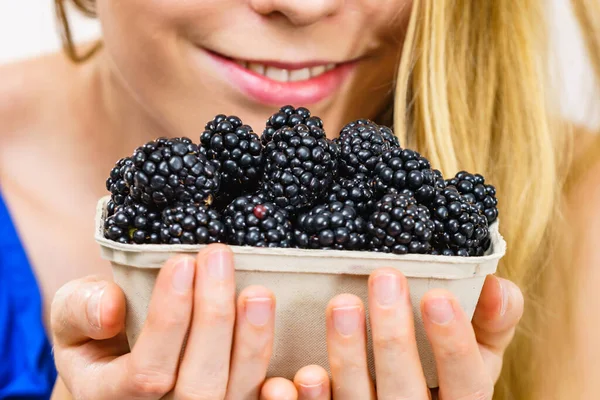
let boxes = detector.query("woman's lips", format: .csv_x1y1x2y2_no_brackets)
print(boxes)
204,50,355,106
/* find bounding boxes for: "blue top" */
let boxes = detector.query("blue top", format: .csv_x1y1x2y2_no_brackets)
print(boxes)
0,191,57,399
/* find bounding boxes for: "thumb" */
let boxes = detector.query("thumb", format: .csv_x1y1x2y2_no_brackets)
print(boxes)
51,276,126,346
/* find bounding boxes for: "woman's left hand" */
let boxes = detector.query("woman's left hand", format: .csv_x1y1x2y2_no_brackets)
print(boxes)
288,270,524,400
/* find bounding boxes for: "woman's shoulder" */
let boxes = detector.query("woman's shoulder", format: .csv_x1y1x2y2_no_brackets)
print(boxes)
0,51,80,141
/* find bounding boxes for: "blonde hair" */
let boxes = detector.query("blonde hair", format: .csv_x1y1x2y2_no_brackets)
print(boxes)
56,0,600,398
395,1,599,398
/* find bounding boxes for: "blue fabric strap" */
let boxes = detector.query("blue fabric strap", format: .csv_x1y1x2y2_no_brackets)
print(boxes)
0,192,57,399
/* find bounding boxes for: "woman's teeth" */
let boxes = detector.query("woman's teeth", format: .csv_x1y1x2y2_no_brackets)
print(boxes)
235,61,336,82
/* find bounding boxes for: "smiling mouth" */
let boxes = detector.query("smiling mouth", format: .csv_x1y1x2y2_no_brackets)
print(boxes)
203,49,356,105
230,60,337,83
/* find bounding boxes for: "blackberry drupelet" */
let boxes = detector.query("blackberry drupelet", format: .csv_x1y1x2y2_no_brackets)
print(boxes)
262,105,323,145
223,195,293,247
104,203,162,244
160,204,225,245
200,115,263,196
326,174,375,215
106,157,134,205
261,124,339,212
295,201,367,250
335,120,395,178
371,148,438,204
429,187,490,257
125,137,220,209
106,199,117,217
367,193,435,254
445,171,498,224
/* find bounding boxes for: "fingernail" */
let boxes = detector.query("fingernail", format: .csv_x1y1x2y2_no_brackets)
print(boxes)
425,297,455,325
207,249,233,281
300,382,323,398
374,273,400,307
333,306,361,337
498,278,508,317
172,257,195,293
245,298,272,327
87,283,107,329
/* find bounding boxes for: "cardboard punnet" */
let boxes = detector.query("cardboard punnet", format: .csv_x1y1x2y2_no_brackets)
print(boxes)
95,196,506,388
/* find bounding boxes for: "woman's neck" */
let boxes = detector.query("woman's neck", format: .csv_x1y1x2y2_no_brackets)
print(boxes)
90,52,173,157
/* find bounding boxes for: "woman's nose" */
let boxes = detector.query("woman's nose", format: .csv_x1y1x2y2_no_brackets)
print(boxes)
249,0,343,26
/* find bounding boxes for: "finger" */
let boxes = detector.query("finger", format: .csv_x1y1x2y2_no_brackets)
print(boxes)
421,290,494,400
326,294,375,400
294,365,331,400
175,244,236,399
260,377,298,400
226,285,276,398
51,276,125,346
61,255,196,400
367,269,429,399
472,276,524,380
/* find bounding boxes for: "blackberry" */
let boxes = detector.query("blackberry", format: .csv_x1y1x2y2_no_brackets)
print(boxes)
125,137,220,209
326,174,375,215
160,204,225,245
335,120,395,178
371,148,438,204
104,203,162,244
223,195,293,247
367,193,434,254
294,201,367,250
429,187,490,257
262,105,323,145
200,115,263,196
106,157,134,205
446,171,498,224
261,124,339,212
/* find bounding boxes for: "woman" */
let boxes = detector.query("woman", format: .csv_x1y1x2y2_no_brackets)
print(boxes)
0,0,598,399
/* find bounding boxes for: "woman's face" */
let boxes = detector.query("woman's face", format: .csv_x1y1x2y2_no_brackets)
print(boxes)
97,0,411,137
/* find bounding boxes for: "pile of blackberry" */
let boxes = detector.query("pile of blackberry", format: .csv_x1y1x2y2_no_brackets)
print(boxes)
103,105,498,256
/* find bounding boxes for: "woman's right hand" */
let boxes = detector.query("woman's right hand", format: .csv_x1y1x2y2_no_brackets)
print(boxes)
51,244,297,400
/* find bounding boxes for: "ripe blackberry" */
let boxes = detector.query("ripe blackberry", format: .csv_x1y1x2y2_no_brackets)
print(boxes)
200,115,263,196
340,119,400,146
445,171,498,224
294,201,367,250
261,124,339,212
104,203,162,244
367,194,435,254
125,137,220,209
106,157,134,205
160,204,225,245
429,187,490,257
335,120,395,178
326,174,375,215
223,195,293,247
371,148,438,204
262,105,323,145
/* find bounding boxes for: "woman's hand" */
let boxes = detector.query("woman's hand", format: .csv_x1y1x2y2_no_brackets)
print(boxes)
51,244,298,400
283,270,524,400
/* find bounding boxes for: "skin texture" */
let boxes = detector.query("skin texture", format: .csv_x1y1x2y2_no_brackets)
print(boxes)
0,0,594,398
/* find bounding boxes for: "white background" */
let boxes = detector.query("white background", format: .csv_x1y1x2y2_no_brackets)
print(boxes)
0,0,598,128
